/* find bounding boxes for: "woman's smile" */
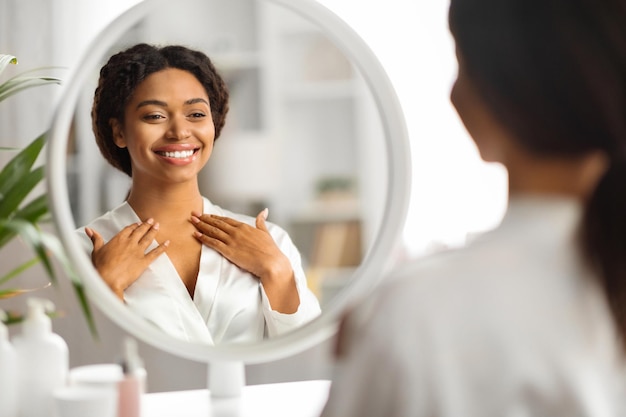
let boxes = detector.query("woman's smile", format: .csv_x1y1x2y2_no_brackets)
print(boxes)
153,144,201,165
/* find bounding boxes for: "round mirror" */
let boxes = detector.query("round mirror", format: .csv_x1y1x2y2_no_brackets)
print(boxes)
47,0,410,364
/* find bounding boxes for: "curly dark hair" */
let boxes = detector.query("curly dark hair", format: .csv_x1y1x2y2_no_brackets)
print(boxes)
91,43,230,176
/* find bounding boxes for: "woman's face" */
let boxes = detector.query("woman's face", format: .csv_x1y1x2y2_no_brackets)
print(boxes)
450,57,511,164
111,68,215,185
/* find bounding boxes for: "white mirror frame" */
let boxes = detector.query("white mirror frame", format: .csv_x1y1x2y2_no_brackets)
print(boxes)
47,0,411,365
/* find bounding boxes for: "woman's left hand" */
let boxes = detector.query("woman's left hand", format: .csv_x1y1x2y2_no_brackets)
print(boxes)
190,208,300,313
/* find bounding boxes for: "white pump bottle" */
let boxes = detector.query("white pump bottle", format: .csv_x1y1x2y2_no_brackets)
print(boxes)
0,312,18,417
12,298,69,417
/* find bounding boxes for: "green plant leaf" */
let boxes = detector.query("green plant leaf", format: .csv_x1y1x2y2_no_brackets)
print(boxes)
0,56,97,337
0,54,17,77
0,309,23,326
0,165,44,221
0,225,17,250
0,196,52,248
0,257,40,286
0,219,56,283
13,194,48,223
0,219,98,336
0,132,45,201
0,289,23,299
1,309,62,326
37,231,98,338
0,283,51,299
3,65,64,79
0,76,62,103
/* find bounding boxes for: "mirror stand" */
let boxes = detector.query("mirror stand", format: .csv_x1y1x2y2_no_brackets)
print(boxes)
208,360,246,398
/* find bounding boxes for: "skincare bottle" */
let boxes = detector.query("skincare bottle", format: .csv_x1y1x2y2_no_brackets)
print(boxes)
12,298,69,417
0,312,17,417
117,337,146,417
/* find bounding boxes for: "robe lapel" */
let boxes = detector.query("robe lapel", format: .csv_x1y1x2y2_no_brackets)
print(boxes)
193,199,224,324
112,202,214,344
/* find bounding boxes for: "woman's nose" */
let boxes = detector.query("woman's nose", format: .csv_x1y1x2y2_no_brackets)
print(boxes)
166,116,191,140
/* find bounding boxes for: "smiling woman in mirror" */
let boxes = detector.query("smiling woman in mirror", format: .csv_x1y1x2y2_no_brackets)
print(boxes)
76,43,321,345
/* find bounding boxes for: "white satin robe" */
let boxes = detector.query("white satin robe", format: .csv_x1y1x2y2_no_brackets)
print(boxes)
77,197,321,345
322,196,626,417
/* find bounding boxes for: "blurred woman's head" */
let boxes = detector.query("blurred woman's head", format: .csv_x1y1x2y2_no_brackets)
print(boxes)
449,0,626,161
448,0,626,344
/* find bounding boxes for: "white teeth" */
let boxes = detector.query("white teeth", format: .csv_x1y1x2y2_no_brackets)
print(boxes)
161,150,194,159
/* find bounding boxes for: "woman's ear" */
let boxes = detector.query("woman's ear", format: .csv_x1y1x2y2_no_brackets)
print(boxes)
110,119,127,148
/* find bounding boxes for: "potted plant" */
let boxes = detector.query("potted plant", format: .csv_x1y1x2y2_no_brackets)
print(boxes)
0,53,94,333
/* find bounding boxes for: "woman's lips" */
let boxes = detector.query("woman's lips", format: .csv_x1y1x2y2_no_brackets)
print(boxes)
157,149,195,159
154,147,199,165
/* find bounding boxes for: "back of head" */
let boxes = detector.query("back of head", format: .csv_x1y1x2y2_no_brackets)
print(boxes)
449,0,626,158
449,0,626,345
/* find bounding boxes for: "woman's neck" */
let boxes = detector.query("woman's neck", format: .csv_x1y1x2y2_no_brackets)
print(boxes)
126,180,204,225
506,149,608,201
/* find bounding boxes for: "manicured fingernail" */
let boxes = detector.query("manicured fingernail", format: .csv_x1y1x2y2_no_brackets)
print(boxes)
152,222,160,231
262,208,269,220
190,216,200,224
163,240,170,247
194,231,202,237
146,218,154,225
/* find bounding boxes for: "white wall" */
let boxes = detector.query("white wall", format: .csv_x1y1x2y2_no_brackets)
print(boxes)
316,0,508,255
0,0,508,392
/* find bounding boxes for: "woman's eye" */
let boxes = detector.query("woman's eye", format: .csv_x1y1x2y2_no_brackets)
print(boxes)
144,114,164,121
189,112,206,119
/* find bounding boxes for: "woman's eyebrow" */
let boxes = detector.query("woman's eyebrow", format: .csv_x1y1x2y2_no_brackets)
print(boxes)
136,99,167,109
185,98,210,106
136,97,210,109
135,98,209,109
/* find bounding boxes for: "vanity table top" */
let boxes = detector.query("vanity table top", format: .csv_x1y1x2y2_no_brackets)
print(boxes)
143,379,331,417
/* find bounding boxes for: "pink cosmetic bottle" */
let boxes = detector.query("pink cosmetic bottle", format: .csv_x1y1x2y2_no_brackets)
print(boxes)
117,338,146,417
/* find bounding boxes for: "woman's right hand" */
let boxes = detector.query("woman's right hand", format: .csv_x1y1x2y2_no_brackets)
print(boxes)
85,219,169,301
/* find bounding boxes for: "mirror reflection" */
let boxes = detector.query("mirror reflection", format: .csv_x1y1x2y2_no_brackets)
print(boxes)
66,0,387,345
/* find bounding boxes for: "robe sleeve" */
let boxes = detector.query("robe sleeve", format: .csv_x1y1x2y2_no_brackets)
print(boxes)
259,223,322,337
75,227,93,255
321,280,432,417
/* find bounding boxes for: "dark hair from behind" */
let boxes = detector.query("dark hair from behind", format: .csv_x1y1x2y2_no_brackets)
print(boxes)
91,43,230,176
449,0,626,343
